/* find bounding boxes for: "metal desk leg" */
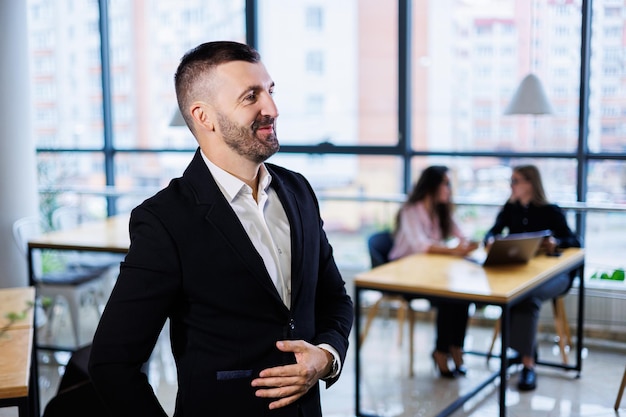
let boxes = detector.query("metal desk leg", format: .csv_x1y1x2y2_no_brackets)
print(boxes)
499,305,510,417
19,398,28,417
575,264,585,377
30,325,40,417
355,287,362,416
27,246,40,417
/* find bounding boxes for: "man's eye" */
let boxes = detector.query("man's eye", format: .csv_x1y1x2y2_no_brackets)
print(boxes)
245,93,257,101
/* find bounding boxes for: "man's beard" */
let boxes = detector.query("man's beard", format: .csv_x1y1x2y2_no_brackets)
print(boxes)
217,112,279,164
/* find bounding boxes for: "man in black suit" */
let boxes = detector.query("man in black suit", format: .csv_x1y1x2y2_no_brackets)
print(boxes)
89,41,354,417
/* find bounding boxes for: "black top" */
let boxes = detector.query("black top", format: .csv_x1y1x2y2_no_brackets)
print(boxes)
484,201,581,248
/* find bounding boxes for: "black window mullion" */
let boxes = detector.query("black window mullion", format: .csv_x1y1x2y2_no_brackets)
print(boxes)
399,0,412,193
576,0,593,238
246,0,258,49
98,0,116,216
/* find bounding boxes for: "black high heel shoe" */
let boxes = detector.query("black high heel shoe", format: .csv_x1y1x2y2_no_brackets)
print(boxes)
450,347,467,376
454,365,468,376
431,351,456,379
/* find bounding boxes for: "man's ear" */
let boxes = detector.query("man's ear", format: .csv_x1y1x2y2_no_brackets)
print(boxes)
190,102,215,132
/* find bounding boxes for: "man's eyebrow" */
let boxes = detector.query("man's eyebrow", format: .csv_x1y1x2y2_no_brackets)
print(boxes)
237,82,275,101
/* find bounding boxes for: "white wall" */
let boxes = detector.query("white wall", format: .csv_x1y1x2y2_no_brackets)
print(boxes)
0,1,39,288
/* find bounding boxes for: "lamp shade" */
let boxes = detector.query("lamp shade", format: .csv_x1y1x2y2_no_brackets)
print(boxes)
169,108,186,126
504,73,554,115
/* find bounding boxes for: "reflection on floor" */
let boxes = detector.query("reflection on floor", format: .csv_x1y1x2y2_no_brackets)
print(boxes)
2,295,625,417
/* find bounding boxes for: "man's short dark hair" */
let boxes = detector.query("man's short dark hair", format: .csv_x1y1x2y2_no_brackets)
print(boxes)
174,41,261,130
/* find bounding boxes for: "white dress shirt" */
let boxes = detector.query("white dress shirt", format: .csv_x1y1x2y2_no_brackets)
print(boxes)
201,152,341,378
202,153,291,307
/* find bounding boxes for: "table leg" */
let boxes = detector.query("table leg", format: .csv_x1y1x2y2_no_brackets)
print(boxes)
575,264,585,377
26,247,40,417
19,398,28,417
408,303,415,378
29,324,40,417
355,287,362,416
499,305,510,417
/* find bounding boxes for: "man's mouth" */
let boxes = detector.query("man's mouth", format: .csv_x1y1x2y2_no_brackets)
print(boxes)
256,124,273,133
253,119,275,135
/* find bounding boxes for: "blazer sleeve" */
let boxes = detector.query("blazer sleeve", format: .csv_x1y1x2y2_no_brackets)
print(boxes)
484,203,510,244
548,204,581,248
293,171,354,387
89,207,180,417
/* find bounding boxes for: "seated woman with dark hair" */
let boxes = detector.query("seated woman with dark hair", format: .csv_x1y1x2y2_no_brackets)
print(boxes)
389,165,478,378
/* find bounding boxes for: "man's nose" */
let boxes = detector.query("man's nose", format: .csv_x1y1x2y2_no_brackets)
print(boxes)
260,93,279,118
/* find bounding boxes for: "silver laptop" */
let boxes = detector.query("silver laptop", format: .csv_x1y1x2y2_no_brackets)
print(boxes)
469,230,551,266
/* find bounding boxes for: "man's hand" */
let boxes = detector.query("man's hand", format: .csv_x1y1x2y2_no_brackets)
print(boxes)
251,340,331,410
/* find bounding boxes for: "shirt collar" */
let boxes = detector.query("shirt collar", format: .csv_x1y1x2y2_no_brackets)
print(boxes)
200,151,272,203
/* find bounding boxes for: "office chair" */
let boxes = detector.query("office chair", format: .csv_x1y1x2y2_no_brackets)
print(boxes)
616,364,626,411
487,296,572,364
42,344,109,417
361,230,422,376
487,247,583,365
361,231,405,343
12,216,110,349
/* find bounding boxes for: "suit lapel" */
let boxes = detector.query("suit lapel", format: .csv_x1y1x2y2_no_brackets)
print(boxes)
183,149,285,306
268,168,305,307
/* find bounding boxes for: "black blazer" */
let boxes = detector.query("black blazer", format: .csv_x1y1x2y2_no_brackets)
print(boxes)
484,201,581,249
89,149,354,417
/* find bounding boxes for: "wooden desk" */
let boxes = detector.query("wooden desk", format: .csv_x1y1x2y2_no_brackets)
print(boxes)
26,215,130,375
354,248,585,417
0,287,37,417
0,287,36,331
27,214,130,254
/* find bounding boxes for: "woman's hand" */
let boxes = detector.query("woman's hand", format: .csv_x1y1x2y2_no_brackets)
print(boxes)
484,236,495,253
541,236,558,254
450,240,479,256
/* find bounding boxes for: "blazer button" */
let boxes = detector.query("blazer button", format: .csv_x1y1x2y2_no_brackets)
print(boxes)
289,319,295,330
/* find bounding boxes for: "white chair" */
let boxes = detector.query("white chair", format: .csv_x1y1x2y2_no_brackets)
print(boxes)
12,216,110,348
52,206,125,271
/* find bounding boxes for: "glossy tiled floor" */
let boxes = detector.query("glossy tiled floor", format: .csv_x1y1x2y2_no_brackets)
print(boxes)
324,315,626,417
2,285,625,417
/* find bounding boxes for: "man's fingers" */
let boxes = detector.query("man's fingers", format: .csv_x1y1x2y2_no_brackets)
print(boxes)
266,393,302,410
251,373,301,388
253,378,309,409
275,339,306,353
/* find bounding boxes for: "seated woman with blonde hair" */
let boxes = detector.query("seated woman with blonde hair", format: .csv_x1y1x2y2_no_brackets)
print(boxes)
484,164,581,391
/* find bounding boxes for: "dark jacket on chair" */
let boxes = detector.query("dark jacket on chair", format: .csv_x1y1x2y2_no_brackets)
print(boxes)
88,149,354,417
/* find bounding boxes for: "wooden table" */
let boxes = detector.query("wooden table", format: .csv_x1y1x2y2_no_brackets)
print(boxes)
354,248,585,417
25,214,131,374
27,214,130,255
0,287,37,417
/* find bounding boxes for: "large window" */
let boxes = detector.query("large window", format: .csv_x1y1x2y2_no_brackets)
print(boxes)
27,0,626,275
411,0,582,154
107,0,245,153
27,0,246,219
